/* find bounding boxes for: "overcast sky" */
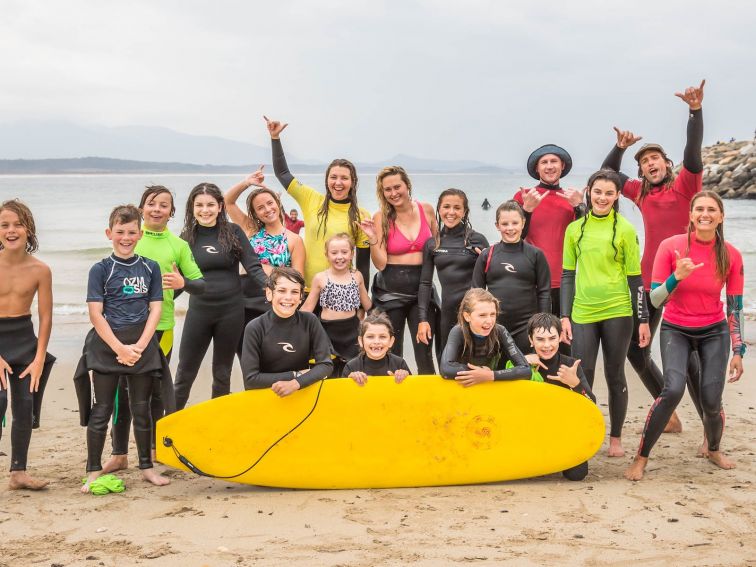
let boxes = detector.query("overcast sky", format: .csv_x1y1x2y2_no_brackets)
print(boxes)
2,0,754,166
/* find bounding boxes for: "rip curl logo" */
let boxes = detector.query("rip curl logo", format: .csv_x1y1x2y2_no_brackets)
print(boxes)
122,276,148,295
501,263,516,273
278,342,295,353
202,245,219,254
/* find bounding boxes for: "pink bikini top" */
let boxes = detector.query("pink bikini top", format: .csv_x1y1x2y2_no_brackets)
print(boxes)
386,201,432,255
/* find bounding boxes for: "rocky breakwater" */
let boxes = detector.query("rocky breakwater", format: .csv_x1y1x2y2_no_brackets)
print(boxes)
697,140,756,199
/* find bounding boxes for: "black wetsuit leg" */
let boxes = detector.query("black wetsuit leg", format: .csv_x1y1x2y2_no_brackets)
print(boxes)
551,288,571,355
384,303,436,374
572,317,633,438
8,364,34,471
87,373,120,472
111,330,170,456
126,373,155,469
639,321,729,458
0,385,6,442
173,308,214,410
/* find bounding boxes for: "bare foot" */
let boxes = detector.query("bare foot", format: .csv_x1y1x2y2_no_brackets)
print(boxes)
142,468,170,487
697,437,709,458
608,436,625,457
101,454,128,474
624,456,648,481
707,451,736,470
663,411,683,433
80,471,102,494
8,471,49,491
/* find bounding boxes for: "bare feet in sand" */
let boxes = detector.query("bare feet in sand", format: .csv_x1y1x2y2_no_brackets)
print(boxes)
102,454,128,474
624,456,648,481
142,468,170,487
9,471,49,491
81,471,102,493
697,436,709,458
663,411,683,433
608,436,625,457
707,451,736,470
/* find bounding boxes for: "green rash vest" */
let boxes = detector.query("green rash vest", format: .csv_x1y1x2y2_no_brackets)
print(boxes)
562,210,641,324
135,227,203,331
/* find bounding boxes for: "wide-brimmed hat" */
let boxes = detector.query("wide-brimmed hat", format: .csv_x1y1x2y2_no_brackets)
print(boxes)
527,144,572,180
634,143,668,163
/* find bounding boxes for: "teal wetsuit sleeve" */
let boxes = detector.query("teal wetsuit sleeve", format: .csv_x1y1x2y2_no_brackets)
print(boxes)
649,275,678,308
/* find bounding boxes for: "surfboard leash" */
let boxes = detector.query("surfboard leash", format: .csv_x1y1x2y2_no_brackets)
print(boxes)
161,378,326,480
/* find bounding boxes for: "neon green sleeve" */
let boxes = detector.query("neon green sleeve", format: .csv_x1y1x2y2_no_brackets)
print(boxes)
177,240,203,280
621,220,642,276
562,223,577,270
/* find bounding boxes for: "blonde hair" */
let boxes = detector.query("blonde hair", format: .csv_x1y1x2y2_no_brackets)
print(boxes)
375,166,413,247
324,232,355,254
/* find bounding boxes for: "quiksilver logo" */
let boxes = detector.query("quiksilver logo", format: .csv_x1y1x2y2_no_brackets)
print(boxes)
202,245,219,254
501,263,516,273
278,342,295,353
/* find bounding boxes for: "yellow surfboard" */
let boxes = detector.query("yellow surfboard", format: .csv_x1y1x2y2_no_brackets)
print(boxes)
156,375,604,489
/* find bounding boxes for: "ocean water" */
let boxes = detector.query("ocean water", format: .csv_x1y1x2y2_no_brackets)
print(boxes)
2,172,755,322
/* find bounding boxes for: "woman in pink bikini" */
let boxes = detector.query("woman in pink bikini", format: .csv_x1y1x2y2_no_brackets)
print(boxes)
359,166,438,374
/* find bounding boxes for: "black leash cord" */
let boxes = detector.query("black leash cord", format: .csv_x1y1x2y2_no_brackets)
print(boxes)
162,378,325,479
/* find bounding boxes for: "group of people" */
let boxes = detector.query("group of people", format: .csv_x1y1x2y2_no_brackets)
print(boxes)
0,79,746,491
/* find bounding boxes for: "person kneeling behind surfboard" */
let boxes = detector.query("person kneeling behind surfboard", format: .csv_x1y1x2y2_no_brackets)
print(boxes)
526,312,595,481
344,311,412,386
241,267,333,397
439,289,531,386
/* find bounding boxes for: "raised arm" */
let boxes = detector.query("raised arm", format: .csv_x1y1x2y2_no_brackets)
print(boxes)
265,117,295,190
675,80,705,173
225,169,265,236
360,212,388,271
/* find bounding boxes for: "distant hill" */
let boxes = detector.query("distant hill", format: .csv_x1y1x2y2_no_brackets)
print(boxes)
0,120,287,166
0,121,512,174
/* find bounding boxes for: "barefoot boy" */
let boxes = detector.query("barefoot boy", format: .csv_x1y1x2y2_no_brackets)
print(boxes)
81,205,169,491
0,200,55,490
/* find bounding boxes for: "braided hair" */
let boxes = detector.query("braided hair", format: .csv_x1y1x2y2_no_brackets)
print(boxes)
575,169,622,262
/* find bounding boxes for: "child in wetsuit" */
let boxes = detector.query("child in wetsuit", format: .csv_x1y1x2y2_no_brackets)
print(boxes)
440,288,531,386
82,205,169,491
344,312,412,386
301,233,372,377
526,312,595,481
0,199,55,490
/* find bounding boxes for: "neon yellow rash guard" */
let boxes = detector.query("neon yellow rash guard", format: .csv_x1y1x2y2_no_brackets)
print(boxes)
135,227,203,331
287,179,371,287
562,210,641,324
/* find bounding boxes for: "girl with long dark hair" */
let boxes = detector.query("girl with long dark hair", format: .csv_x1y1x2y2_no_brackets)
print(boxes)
416,188,488,357
561,169,650,458
173,184,266,409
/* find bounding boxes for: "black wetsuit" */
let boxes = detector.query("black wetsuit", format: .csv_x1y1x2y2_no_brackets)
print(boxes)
418,224,488,356
440,324,530,381
539,352,595,481
174,223,266,409
0,315,55,471
241,310,333,389
472,241,551,353
343,352,412,376
601,109,704,414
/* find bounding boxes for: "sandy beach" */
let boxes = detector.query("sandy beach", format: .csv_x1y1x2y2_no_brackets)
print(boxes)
1,315,754,567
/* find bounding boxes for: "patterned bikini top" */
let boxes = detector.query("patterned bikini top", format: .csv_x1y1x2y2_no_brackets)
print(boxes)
319,273,361,312
250,228,291,267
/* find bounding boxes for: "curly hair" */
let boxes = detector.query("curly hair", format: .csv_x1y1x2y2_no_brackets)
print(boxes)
0,199,39,254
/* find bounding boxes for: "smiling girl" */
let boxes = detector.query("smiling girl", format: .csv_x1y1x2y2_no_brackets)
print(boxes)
561,169,650,457
173,184,267,409
440,289,530,386
472,200,551,354
344,312,411,386
416,189,488,357
301,233,371,377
